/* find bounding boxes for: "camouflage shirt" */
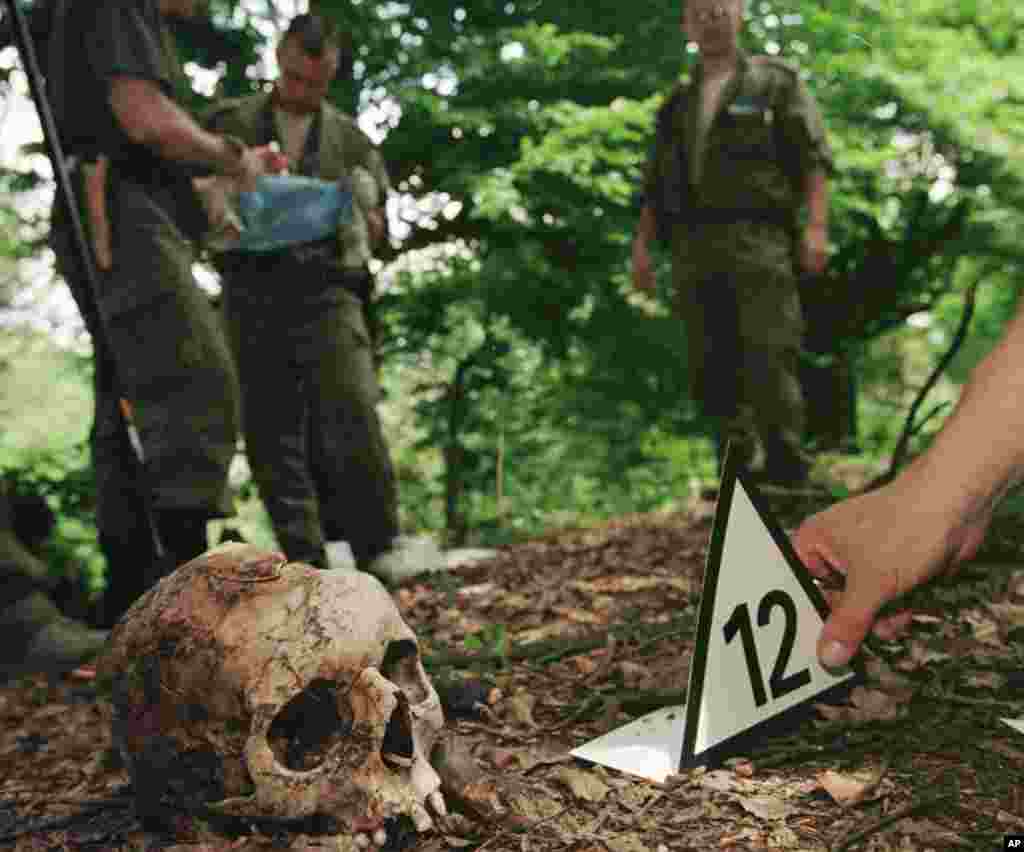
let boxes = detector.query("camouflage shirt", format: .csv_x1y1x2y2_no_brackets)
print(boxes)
642,50,833,233
204,93,390,272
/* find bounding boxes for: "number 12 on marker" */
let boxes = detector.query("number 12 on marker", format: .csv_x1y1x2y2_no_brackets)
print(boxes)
723,589,811,708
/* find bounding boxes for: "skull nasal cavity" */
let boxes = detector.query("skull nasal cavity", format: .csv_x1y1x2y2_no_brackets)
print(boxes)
382,693,414,763
267,679,354,771
380,638,428,705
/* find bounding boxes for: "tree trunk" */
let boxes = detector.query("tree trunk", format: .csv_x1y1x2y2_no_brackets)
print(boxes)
444,359,471,547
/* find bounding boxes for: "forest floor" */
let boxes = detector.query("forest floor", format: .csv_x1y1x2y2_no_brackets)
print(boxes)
2,461,1024,851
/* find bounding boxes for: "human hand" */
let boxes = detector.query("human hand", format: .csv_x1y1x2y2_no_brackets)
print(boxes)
255,143,289,175
632,240,655,294
234,145,270,192
799,223,828,276
790,480,990,670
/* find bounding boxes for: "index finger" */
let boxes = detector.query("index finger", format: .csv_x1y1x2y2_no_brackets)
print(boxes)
789,524,844,581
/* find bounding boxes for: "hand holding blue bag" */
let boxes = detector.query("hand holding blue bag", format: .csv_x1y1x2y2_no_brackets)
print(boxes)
196,173,354,254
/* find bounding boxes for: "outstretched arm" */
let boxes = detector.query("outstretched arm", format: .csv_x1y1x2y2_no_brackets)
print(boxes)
800,168,828,275
109,76,264,188
792,297,1024,668
631,204,658,293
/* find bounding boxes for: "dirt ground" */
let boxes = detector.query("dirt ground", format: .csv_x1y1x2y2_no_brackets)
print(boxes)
2,489,1024,851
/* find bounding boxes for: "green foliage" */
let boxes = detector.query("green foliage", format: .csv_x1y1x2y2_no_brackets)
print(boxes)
2,449,105,594
463,623,509,665
3,0,1024,546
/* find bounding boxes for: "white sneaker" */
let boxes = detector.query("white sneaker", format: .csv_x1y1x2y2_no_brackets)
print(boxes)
325,540,357,573
364,535,447,584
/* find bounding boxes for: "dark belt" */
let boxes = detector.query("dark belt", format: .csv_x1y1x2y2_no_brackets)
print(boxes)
222,251,372,303
683,208,794,230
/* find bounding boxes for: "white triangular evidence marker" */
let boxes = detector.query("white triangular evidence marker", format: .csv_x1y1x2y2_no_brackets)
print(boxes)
570,705,687,784
571,445,859,781
1002,718,1024,736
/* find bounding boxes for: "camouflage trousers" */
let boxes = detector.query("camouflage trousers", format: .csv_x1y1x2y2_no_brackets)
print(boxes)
54,177,240,517
670,221,806,471
223,264,399,569
50,175,241,621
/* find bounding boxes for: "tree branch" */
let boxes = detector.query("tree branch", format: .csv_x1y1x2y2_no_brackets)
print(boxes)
867,266,980,491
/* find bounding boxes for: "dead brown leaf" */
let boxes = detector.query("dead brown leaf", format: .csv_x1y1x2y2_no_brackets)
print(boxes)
818,765,887,806
963,671,1005,690
456,582,498,602
551,606,605,625
553,766,610,802
897,818,968,846
604,835,652,852
514,623,572,644
569,576,693,595
896,639,952,671
1009,570,1024,602
815,686,907,723
962,608,1003,645
613,661,653,688
506,690,537,728
568,655,599,676
987,601,1024,630
737,795,797,821
701,769,744,793
983,739,1024,765
863,656,918,702
492,593,532,614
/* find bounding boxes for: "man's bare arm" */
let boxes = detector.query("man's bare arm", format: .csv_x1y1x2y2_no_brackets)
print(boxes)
912,299,1024,521
631,204,658,293
804,168,828,229
792,296,1024,668
634,203,657,248
800,168,828,275
108,76,260,184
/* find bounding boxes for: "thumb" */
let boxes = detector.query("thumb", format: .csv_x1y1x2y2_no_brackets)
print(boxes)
817,573,881,670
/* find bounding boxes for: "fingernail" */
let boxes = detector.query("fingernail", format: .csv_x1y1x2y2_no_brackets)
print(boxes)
820,641,851,670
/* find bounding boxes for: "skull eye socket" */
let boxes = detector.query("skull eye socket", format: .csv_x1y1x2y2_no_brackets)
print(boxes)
380,638,428,705
267,679,353,771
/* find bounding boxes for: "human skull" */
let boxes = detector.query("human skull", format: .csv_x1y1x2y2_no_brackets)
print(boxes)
97,543,446,847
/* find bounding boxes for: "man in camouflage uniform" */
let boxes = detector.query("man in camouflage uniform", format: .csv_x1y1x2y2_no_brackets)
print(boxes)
205,14,400,573
0,482,107,680
46,0,269,610
633,0,832,485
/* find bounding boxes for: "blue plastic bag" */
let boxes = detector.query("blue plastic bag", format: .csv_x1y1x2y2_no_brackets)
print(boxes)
232,174,353,254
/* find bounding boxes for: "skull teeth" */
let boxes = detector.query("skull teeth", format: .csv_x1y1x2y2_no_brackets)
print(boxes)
412,802,434,833
428,791,447,818
355,827,390,848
